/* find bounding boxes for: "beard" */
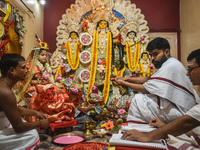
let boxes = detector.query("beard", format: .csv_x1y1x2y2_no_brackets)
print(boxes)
152,54,168,69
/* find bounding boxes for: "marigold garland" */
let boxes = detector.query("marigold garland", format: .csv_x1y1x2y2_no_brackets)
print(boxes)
138,63,152,77
87,31,112,105
87,31,98,101
102,31,112,104
114,65,126,77
66,41,80,70
126,41,140,72
54,64,62,80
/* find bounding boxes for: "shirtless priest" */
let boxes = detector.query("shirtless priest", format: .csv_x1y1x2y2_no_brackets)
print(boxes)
111,37,196,124
0,54,49,150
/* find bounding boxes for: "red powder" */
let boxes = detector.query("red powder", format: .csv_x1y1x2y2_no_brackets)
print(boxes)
54,135,84,144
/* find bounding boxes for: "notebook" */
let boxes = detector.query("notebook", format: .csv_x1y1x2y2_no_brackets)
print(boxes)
120,123,157,133
109,133,166,149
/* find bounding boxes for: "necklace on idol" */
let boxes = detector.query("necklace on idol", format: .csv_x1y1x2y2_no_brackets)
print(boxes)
0,78,12,89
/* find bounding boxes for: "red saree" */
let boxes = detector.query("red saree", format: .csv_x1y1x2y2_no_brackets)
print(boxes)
26,65,75,123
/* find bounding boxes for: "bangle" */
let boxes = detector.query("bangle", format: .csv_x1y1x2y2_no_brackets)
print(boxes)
39,120,42,129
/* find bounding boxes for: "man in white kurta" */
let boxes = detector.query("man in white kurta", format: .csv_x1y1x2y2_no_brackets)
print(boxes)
121,48,200,149
127,57,196,123
111,37,196,124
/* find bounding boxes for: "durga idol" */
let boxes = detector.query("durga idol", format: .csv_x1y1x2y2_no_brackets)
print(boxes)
87,19,113,105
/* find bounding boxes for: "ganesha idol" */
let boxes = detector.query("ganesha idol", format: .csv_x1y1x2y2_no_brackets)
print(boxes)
50,50,68,83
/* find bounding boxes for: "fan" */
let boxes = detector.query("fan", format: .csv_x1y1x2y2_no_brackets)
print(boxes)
4,21,21,54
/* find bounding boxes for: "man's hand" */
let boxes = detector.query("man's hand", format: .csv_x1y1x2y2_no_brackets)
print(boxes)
110,77,125,86
34,111,47,120
121,129,150,142
40,118,49,129
111,76,124,81
149,118,166,128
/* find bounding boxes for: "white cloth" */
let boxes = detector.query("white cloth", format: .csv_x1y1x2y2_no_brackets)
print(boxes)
127,94,188,123
164,134,200,150
186,104,200,135
164,104,200,149
0,111,40,150
127,58,196,123
144,57,195,109
186,105,200,122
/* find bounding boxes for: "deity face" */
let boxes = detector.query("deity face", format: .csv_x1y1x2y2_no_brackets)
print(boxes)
38,50,47,64
127,31,137,40
70,32,78,39
128,32,135,39
98,20,108,29
142,54,149,61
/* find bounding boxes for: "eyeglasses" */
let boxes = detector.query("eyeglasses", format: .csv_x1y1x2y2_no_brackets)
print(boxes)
187,66,200,73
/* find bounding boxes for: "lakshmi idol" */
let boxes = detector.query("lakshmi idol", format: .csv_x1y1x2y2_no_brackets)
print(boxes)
15,37,75,123
63,26,82,72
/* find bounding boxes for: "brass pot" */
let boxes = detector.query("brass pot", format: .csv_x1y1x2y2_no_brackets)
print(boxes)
100,110,107,120
85,121,97,130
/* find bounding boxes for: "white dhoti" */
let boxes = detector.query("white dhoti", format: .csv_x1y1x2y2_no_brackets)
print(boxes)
0,111,40,150
127,94,188,123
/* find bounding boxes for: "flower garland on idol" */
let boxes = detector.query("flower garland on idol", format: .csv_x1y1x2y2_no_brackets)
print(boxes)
137,63,148,77
54,64,62,81
114,65,126,77
87,31,112,105
137,63,153,77
66,41,80,70
126,41,140,72
103,31,112,104
87,31,98,102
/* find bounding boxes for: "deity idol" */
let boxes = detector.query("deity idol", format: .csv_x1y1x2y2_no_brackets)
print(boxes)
63,29,82,71
15,38,75,123
120,22,142,75
50,50,66,83
137,52,154,77
87,19,113,104
124,31,141,73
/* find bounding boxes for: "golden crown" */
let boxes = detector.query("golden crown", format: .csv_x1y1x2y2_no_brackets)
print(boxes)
35,34,49,50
